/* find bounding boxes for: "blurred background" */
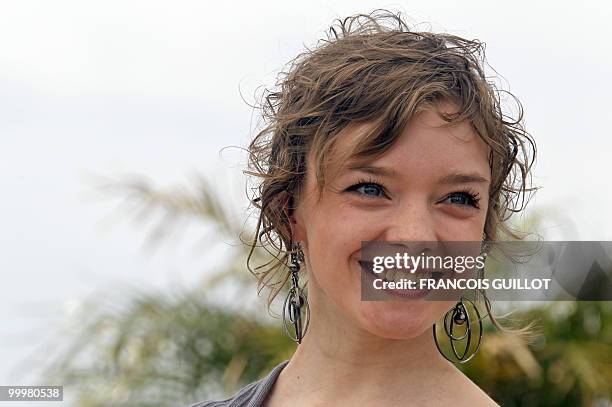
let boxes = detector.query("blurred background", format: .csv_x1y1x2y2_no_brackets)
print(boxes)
1,0,611,406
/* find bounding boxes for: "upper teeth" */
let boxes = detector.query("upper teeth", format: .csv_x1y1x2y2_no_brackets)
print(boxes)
384,269,433,283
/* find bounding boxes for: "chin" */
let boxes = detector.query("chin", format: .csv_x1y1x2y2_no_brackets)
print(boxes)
358,300,448,340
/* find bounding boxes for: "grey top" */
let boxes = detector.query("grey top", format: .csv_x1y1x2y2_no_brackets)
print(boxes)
189,359,290,407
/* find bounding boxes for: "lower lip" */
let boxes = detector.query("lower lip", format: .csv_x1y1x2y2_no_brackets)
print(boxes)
360,266,436,300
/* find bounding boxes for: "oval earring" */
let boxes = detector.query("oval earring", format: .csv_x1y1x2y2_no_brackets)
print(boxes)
282,242,310,344
433,297,484,363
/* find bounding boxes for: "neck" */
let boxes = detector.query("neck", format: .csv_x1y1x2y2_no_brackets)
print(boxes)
276,282,455,401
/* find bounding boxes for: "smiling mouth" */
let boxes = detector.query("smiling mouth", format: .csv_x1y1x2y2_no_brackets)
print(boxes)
358,260,444,283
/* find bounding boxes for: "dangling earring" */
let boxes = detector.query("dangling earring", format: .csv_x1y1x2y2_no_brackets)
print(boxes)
433,297,483,363
433,246,487,363
282,242,310,344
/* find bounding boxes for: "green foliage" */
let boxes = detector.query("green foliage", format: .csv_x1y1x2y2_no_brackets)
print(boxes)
462,302,612,406
44,290,294,406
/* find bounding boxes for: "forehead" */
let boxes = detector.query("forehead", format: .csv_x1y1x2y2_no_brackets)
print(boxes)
326,105,491,181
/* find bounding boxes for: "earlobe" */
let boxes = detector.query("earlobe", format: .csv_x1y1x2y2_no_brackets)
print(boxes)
289,210,306,243
284,191,307,243
283,196,300,242
283,194,301,239
289,212,306,242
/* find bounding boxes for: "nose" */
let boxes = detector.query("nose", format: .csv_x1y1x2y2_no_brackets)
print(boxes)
382,200,438,254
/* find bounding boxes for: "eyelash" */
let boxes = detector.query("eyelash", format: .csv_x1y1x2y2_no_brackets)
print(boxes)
346,177,389,199
451,188,481,209
345,178,482,209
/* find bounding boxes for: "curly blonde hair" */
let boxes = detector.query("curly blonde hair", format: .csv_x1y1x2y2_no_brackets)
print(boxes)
244,10,537,318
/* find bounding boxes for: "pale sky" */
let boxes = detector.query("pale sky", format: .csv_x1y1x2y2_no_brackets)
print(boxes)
1,0,611,399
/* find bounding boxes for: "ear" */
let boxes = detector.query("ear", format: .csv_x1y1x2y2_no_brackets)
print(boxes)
283,192,306,242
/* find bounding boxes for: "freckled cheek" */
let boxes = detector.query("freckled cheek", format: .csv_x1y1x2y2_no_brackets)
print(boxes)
436,212,488,240
306,210,366,278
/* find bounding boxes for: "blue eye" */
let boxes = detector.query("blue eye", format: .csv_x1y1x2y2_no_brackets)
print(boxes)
357,184,383,197
346,181,387,198
446,191,480,208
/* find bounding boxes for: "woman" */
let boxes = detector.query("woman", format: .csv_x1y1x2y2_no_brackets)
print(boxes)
191,9,536,407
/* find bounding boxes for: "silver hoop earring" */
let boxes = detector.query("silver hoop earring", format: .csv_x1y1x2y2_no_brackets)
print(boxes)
282,242,310,344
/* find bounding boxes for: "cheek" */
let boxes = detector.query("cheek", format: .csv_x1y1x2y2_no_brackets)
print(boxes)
435,210,488,241
307,198,375,251
306,208,358,273
302,204,371,306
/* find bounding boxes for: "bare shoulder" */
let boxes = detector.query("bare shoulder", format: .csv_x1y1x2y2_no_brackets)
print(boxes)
438,365,500,407
454,380,499,406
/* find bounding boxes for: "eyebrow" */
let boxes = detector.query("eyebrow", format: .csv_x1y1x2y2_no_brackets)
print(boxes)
346,165,397,177
437,172,490,185
346,165,490,185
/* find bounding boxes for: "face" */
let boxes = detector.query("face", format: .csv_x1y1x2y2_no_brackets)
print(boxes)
291,101,491,340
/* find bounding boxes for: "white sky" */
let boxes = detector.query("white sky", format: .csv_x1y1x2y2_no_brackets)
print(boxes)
1,0,611,399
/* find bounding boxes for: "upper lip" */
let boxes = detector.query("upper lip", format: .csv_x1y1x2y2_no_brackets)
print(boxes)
358,260,444,274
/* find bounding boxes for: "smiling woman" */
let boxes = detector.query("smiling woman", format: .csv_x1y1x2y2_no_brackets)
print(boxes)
190,8,536,407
